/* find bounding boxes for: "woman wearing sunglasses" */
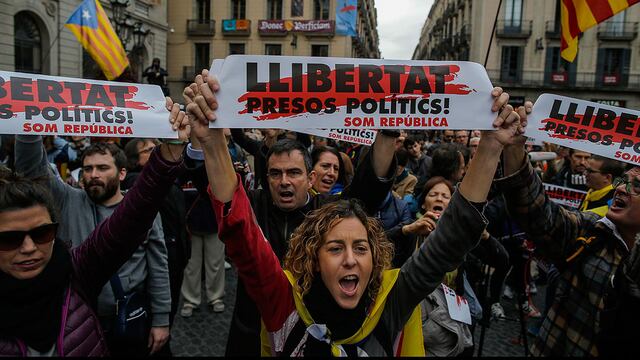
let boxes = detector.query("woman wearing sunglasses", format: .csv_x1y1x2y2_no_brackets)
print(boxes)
0,101,188,356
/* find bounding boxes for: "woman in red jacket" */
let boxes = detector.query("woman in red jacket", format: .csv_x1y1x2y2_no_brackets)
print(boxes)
185,71,531,356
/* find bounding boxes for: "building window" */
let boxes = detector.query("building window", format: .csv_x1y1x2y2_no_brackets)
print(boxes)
267,0,283,19
597,48,630,86
265,44,282,55
291,0,304,17
504,0,522,28
311,44,329,57
195,43,210,75
197,0,211,22
231,0,246,19
545,47,575,85
14,12,42,74
500,46,522,83
230,43,246,55
314,0,330,20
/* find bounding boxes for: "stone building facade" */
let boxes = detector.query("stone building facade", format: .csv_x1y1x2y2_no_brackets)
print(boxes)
166,0,381,98
413,0,640,109
0,0,168,82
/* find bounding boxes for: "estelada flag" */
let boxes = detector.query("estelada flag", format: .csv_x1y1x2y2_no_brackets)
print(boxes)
561,0,640,62
65,0,130,80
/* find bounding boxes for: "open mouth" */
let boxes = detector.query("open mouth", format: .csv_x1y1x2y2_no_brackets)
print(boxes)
279,190,294,201
611,193,628,210
339,275,359,296
321,178,335,186
431,205,444,214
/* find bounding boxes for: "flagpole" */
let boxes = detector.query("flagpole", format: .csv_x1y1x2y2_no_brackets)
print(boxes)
483,0,503,67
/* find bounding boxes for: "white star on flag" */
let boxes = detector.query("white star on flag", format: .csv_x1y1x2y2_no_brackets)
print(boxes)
82,9,91,21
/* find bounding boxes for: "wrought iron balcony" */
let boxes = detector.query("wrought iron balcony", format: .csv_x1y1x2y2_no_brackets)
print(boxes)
597,22,638,40
187,19,215,36
496,20,533,38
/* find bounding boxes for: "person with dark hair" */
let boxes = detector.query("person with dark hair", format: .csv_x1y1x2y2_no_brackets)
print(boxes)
403,136,432,191
190,79,522,356
123,138,158,177
0,104,188,356
12,102,183,356
309,146,344,195
183,70,402,356
430,143,466,185
455,130,470,146
580,155,626,217
143,58,169,96
548,148,591,191
442,129,455,143
393,148,418,200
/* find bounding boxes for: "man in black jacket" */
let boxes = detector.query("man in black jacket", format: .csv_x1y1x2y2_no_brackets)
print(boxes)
183,70,399,356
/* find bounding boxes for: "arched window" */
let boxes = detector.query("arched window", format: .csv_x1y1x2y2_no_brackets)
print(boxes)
14,12,42,73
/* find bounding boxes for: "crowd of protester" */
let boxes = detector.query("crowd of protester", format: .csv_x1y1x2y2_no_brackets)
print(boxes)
0,70,639,357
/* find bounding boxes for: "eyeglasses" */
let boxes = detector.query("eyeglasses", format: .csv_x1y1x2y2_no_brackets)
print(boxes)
613,176,640,196
0,223,58,251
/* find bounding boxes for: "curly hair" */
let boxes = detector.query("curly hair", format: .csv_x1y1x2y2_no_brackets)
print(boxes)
284,198,394,303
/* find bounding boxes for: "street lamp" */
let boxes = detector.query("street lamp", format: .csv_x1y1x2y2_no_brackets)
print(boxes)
133,22,150,50
110,0,129,39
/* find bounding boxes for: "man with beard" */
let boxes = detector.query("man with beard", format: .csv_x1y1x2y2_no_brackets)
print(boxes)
548,149,591,191
14,136,171,357
183,70,400,356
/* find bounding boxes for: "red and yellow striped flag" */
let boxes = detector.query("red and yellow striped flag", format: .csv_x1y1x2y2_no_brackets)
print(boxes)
65,0,130,80
561,0,640,62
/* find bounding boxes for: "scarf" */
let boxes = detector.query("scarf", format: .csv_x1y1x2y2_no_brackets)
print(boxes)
0,241,72,352
302,274,370,356
396,168,409,183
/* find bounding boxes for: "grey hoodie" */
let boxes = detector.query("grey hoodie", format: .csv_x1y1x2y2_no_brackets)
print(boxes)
14,135,170,327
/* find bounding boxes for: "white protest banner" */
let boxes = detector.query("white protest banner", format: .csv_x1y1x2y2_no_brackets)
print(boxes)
208,55,496,130
297,128,377,146
543,183,587,209
0,70,176,138
527,94,640,166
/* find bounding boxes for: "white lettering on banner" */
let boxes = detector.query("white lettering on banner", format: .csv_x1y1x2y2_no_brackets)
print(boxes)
0,70,175,139
527,94,640,166
294,21,331,31
208,55,496,130
260,21,285,30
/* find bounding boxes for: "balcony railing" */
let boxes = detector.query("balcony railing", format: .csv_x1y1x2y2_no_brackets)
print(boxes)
187,19,215,36
496,20,533,38
545,20,561,39
486,69,640,89
597,22,638,40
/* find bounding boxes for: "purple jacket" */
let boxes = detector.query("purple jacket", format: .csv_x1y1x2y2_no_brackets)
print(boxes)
0,148,184,356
